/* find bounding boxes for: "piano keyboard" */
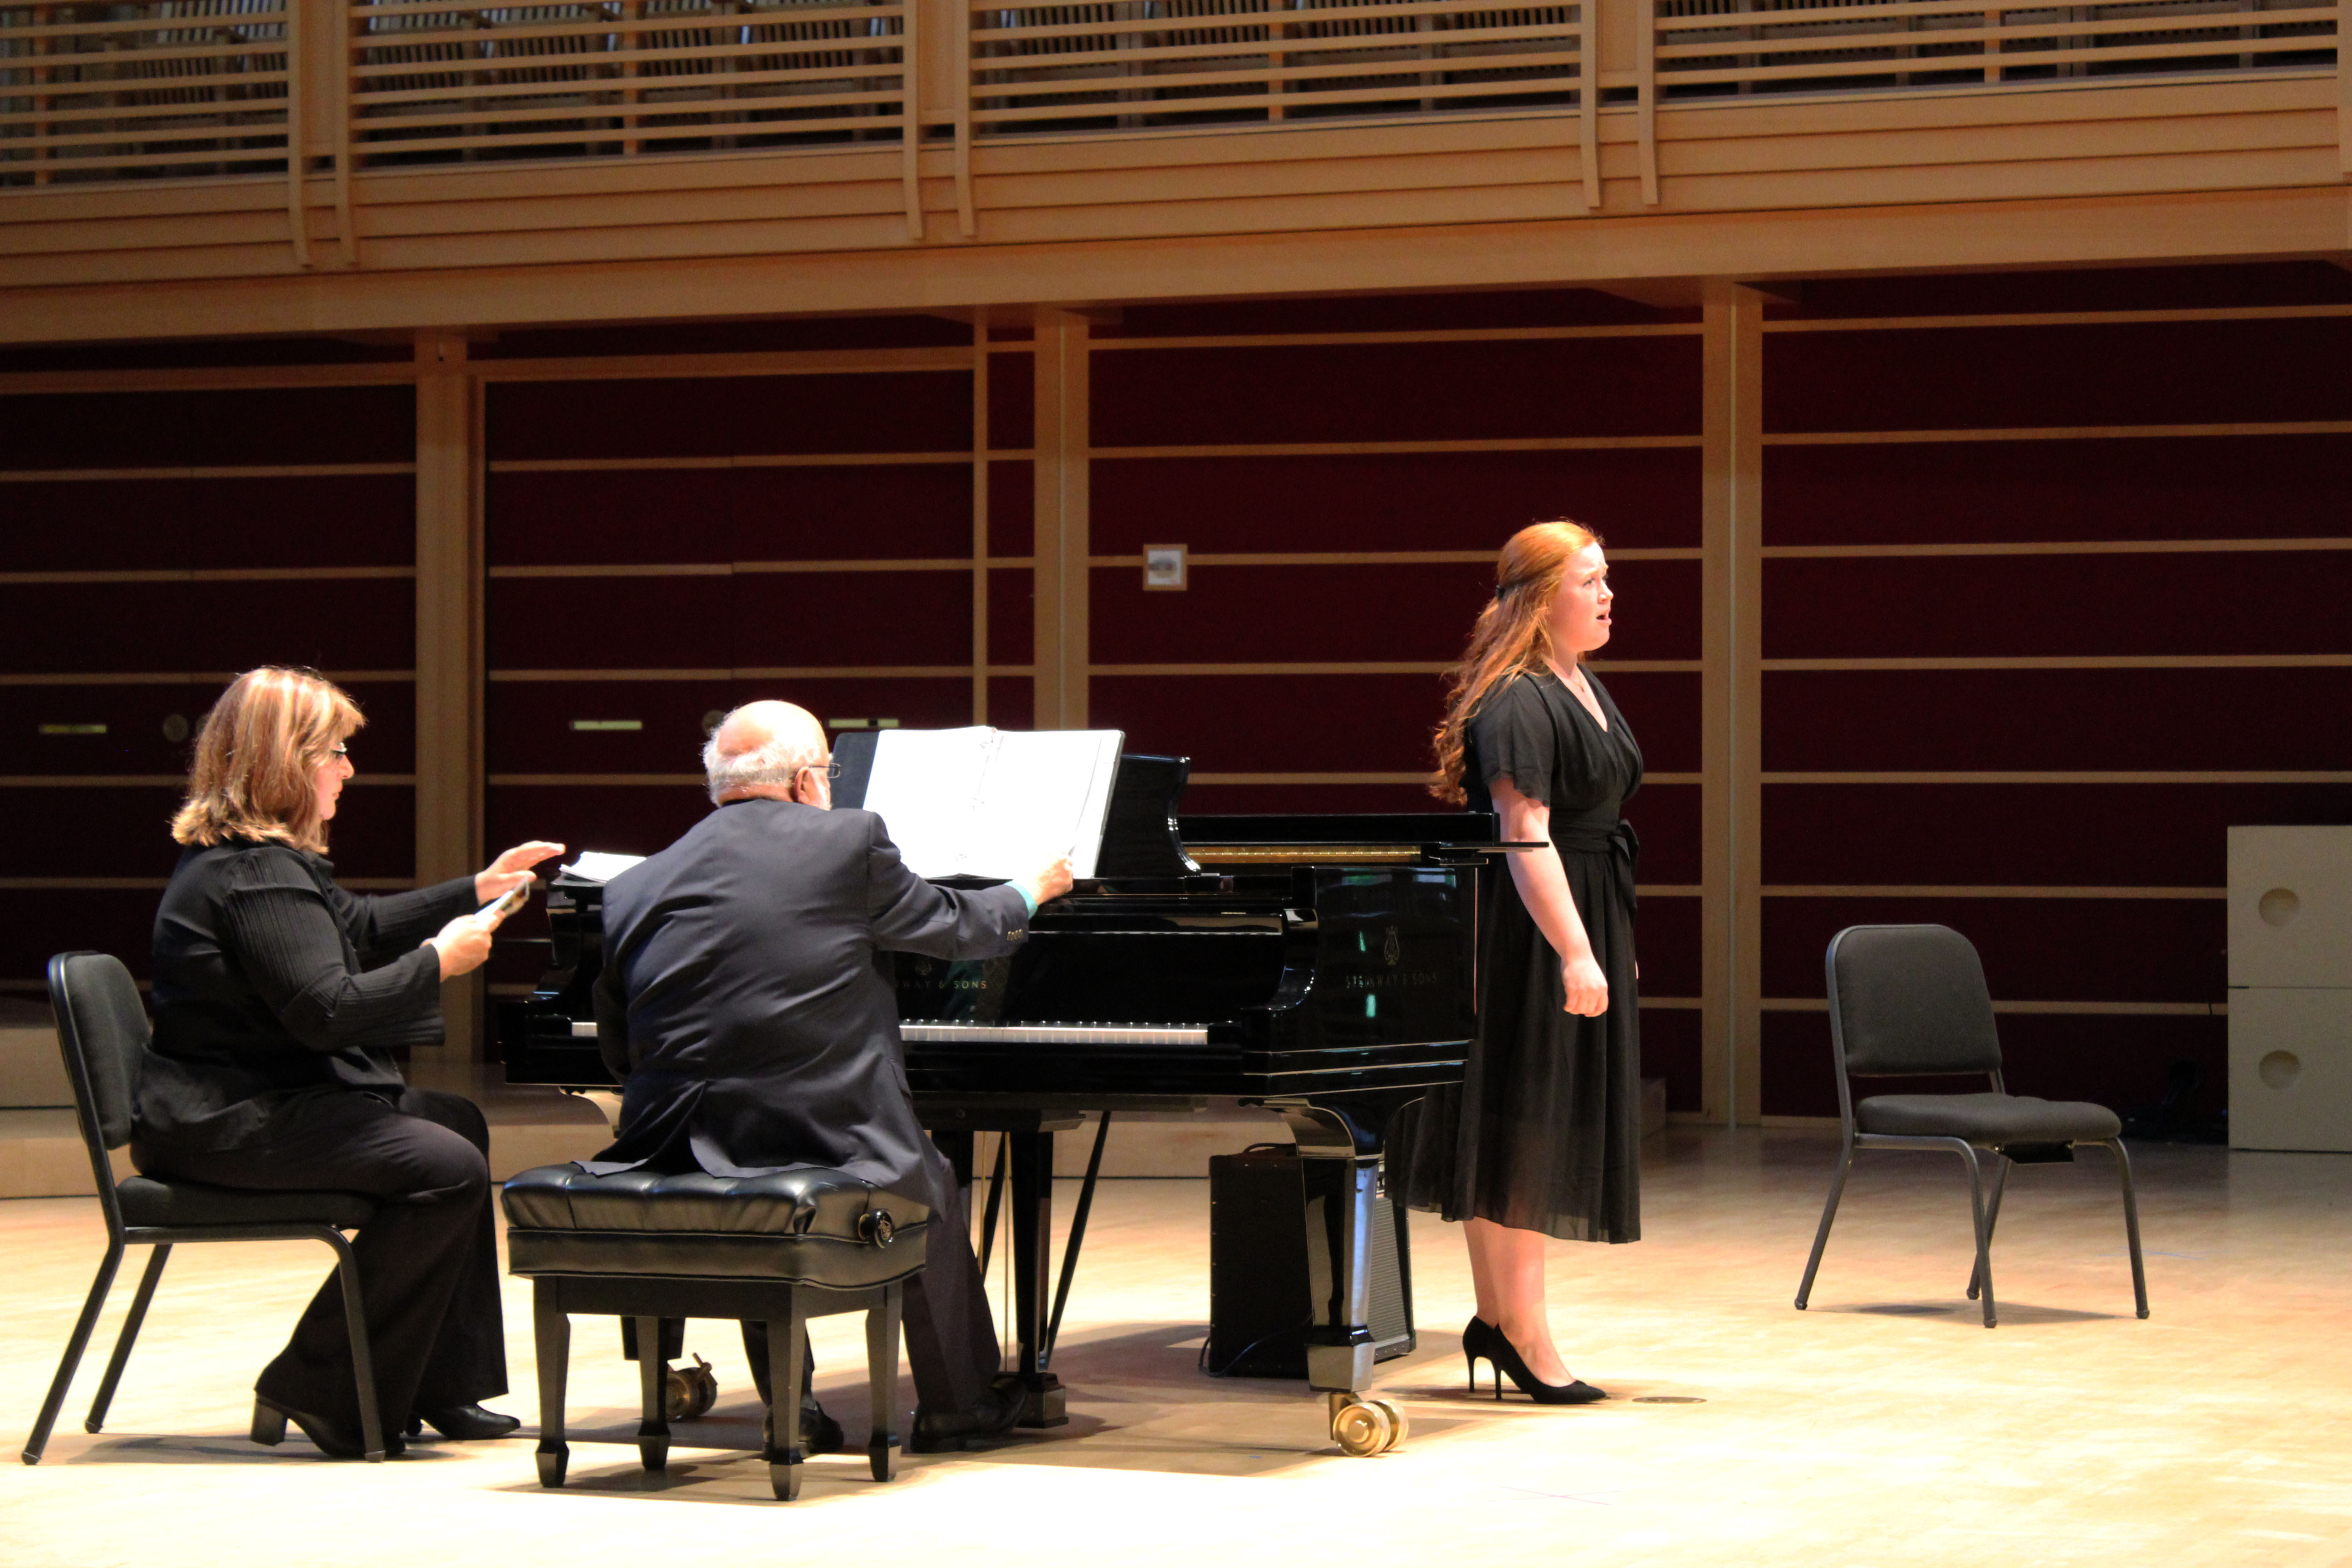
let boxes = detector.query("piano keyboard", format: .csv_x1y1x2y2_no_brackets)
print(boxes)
902,1021,1213,1046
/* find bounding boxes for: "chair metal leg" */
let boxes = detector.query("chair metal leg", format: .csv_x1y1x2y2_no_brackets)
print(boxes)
23,1238,124,1465
85,1244,169,1435
1794,1144,1855,1309
769,1298,808,1501
866,1282,902,1483
1954,1141,1996,1328
322,1231,386,1462
2104,1139,2150,1319
534,1284,570,1487
634,1316,670,1475
1966,1155,2011,1302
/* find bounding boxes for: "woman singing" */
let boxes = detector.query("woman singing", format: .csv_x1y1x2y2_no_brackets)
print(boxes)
133,667,563,1458
1397,520,1642,1405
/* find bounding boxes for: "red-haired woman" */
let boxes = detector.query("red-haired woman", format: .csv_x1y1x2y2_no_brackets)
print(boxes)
134,667,563,1458
1397,520,1640,1404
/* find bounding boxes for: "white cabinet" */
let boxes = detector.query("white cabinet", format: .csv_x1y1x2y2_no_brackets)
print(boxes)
2228,827,2352,1153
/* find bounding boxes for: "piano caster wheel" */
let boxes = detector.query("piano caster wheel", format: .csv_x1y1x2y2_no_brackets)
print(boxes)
1330,1397,1406,1457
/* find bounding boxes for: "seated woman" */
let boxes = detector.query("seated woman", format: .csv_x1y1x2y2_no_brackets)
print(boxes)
132,666,563,1459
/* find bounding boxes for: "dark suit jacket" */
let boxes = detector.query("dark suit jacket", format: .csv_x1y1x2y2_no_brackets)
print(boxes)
137,839,478,1157
586,798,1030,1210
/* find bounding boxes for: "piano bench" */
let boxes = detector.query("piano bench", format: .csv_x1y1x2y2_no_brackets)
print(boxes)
500,1164,931,1501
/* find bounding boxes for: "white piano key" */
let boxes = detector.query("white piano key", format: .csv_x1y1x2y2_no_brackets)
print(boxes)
901,1022,1211,1047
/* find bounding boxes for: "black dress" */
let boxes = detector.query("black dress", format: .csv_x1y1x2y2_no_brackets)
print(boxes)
1396,667,1643,1243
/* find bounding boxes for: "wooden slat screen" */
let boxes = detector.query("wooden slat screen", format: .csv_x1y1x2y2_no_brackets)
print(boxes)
0,0,289,185
967,0,1588,133
1653,0,2337,97
347,0,912,165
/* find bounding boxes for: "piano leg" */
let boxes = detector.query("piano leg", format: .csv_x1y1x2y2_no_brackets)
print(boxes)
1275,1103,1410,1457
1004,1131,1068,1428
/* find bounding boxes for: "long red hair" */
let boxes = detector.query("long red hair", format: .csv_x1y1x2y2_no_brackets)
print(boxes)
1428,520,1600,805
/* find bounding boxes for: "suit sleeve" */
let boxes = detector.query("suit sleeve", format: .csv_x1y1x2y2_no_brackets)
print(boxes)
219,849,445,1054
593,934,632,1083
861,813,1032,960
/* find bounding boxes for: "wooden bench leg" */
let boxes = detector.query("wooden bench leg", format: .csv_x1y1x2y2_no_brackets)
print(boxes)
768,1298,808,1501
867,1282,902,1482
534,1284,570,1488
634,1315,670,1475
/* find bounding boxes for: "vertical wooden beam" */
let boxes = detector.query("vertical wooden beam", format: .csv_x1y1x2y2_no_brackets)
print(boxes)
1032,308,1090,730
972,310,990,724
1700,282,1764,1127
414,330,484,1062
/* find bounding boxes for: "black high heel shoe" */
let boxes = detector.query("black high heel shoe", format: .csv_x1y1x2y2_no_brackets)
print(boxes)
1463,1317,1498,1393
1486,1330,1607,1406
251,1395,399,1460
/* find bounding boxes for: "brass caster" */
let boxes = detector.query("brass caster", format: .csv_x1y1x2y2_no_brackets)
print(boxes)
1330,1396,1404,1457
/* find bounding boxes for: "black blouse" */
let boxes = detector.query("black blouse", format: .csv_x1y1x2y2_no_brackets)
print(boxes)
136,839,478,1154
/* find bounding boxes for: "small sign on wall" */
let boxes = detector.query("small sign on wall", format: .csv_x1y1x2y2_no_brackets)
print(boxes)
1143,544,1188,591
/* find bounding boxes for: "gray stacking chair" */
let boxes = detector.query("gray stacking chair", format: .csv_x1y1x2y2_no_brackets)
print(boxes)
23,952,387,1464
1794,925,2150,1328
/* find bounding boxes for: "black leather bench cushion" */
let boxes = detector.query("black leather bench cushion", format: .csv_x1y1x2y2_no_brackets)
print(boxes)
1857,1093,2122,1144
117,1177,378,1230
501,1164,930,1287
500,1164,929,1235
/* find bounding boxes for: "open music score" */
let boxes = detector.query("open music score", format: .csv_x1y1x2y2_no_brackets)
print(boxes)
853,726,1125,881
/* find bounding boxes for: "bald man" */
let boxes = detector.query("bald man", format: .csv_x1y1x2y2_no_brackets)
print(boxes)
586,701,1073,1452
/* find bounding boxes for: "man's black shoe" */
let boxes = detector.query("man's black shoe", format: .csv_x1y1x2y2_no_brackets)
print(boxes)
413,1403,523,1441
763,1400,845,1457
908,1376,1027,1454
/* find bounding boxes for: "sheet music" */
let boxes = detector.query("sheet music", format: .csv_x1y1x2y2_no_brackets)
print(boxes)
862,727,1124,880
560,850,647,884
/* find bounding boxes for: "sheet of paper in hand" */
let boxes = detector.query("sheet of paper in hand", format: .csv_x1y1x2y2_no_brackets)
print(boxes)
857,726,1125,880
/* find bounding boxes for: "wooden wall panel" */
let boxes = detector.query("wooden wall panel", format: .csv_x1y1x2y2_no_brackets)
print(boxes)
488,373,971,461
1,480,190,565
0,583,193,672
1761,897,2226,1004
730,572,975,668
1764,1011,2227,1120
488,470,740,566
188,475,416,568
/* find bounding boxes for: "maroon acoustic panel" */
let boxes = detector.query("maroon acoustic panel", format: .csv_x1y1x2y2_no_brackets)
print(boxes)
1760,897,2225,1004
1765,667,2352,772
486,678,735,775
1633,891,1700,998
487,782,714,865
1582,671,1699,771
489,469,739,566
316,784,417,881
0,384,412,470
986,569,1034,664
488,574,732,671
985,676,1034,731
985,461,1033,556
1764,318,2352,434
1179,781,1446,814
736,465,973,561
487,373,971,461
729,677,975,731
0,889,167,984
1786,262,2352,320
0,581,192,672
1090,671,1449,773
474,316,975,361
1763,783,2352,886
1086,558,1701,666
1761,1009,2223,1120
332,680,419,770
196,576,415,674
0,681,206,776
1764,435,2352,546
1638,1005,1703,1112
1762,551,2352,659
0,480,191,569
1092,338,1704,447
0,786,187,878
987,358,1034,451
1088,448,1705,553
187,475,414,568
1618,782,1700,885
729,568,973,669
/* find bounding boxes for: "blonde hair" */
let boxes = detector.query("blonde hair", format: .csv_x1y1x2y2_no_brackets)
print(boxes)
171,667,365,853
1428,520,1601,805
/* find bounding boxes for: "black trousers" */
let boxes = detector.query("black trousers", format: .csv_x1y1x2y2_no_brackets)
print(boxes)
137,1087,507,1425
741,1176,997,1415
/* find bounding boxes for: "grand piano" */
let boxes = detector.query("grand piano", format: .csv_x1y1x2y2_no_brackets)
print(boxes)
500,748,1522,1456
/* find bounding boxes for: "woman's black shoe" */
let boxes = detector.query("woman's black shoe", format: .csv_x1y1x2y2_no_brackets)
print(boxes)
251,1395,399,1460
765,1401,844,1457
1487,1331,1607,1406
1463,1317,1499,1394
413,1403,522,1441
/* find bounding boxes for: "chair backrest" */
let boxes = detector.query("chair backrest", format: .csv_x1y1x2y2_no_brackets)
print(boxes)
46,952,150,1222
1824,924,2002,1078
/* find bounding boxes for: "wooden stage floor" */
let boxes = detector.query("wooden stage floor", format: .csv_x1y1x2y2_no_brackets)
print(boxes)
4,1127,2348,1567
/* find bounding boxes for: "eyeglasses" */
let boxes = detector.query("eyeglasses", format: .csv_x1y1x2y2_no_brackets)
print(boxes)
796,760,841,781
327,745,350,760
